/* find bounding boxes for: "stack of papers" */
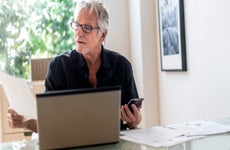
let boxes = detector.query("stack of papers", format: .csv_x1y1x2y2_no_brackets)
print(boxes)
120,121,230,148
120,126,200,147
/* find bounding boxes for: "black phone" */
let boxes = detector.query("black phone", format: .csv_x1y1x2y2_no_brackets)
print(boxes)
128,98,144,113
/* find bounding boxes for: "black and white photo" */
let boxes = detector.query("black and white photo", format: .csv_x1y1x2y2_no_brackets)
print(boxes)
158,0,187,71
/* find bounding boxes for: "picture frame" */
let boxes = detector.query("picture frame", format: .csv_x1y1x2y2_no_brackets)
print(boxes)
158,0,187,71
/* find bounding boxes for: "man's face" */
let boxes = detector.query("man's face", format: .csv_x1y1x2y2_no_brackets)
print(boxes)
74,8,105,54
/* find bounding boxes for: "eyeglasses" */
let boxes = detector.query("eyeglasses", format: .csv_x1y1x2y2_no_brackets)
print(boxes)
70,22,100,33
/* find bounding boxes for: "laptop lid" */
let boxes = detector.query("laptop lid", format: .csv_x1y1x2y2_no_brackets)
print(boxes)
36,86,121,150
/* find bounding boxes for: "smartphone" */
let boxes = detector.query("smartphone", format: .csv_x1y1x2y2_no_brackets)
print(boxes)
128,98,144,113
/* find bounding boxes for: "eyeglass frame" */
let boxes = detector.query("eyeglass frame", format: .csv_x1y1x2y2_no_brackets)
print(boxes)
70,22,100,33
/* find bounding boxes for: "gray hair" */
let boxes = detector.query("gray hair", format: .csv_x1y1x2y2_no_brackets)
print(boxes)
74,0,109,34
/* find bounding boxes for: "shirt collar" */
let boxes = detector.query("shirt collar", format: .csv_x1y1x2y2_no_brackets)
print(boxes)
72,50,86,71
101,45,112,69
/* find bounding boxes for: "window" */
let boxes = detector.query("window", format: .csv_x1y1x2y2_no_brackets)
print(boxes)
0,0,76,79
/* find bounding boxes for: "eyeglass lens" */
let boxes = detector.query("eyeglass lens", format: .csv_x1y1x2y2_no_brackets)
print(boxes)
71,22,97,33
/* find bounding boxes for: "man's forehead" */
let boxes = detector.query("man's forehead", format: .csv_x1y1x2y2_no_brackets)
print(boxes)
75,8,97,23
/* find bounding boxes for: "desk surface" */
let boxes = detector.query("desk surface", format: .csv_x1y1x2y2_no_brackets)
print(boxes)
1,134,230,150
1,118,230,150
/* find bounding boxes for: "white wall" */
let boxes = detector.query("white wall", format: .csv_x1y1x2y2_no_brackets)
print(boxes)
103,0,160,127
159,0,230,125
129,0,159,127
104,0,230,127
103,0,131,58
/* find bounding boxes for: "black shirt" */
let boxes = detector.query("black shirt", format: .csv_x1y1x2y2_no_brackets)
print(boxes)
45,46,139,129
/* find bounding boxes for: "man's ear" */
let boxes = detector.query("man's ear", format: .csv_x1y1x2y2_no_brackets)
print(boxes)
100,31,107,42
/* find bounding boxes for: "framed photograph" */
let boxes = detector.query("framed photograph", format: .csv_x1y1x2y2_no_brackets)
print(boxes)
158,0,187,71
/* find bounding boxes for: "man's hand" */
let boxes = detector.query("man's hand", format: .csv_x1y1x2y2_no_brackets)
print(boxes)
7,108,37,133
120,104,142,129
7,108,24,128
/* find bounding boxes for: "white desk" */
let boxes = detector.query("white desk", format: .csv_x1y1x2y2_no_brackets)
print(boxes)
1,118,230,150
1,134,230,150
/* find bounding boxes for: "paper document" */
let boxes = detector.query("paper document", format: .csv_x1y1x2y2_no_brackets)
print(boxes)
166,120,230,136
120,126,198,147
120,120,230,147
0,72,37,119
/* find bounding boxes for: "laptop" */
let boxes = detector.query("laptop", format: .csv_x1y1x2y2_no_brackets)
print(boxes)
36,86,121,150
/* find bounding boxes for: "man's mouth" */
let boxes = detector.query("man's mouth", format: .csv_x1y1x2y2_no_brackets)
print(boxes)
76,40,86,44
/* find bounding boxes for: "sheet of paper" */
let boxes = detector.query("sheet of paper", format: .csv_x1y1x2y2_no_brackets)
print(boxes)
0,72,37,119
120,126,195,147
166,120,230,136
